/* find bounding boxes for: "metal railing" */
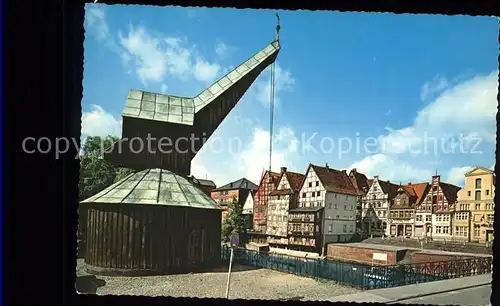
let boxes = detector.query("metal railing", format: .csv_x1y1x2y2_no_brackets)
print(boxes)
220,245,492,290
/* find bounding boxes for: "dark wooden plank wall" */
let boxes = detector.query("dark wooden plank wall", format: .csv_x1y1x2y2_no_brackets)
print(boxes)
85,204,221,275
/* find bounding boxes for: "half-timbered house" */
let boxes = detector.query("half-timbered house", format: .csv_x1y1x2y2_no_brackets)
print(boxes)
252,170,281,235
297,163,358,254
266,167,305,247
361,176,399,236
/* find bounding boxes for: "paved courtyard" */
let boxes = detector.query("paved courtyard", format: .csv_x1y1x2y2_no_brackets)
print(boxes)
76,259,359,300
362,237,492,255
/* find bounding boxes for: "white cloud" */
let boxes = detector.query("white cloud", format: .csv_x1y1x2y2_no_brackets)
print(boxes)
238,126,299,183
420,75,449,102
254,64,295,108
85,7,221,86
81,105,122,138
193,57,221,82
446,166,473,186
349,71,498,183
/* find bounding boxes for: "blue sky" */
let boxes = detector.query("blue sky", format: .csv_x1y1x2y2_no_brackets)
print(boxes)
82,5,498,187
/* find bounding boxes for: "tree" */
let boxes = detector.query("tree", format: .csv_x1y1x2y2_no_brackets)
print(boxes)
78,135,133,201
221,195,247,243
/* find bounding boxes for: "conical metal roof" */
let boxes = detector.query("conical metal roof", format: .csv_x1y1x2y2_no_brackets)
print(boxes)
80,168,222,210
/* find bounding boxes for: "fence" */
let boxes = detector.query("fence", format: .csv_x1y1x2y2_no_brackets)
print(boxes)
221,245,492,290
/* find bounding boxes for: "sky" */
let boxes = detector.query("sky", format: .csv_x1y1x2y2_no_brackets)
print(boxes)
82,5,498,187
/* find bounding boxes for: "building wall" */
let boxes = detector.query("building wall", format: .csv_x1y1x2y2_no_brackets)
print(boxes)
362,177,391,236
457,168,495,242
242,192,254,214
299,167,326,208
323,192,357,243
266,194,290,238
326,245,397,265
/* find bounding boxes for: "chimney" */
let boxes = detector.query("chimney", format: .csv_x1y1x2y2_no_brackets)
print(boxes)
374,175,379,180
280,167,287,174
230,182,233,188
325,162,329,169
352,168,357,173
388,180,390,184
408,182,412,185
244,182,248,188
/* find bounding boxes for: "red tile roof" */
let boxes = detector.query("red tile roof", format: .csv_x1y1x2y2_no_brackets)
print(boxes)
348,169,371,195
285,171,306,192
310,164,358,196
409,183,430,205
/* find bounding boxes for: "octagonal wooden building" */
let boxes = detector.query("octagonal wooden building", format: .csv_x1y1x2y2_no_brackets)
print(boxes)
81,168,223,276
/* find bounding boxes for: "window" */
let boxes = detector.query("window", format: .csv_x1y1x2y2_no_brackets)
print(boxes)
349,225,354,233
426,215,432,222
436,226,442,234
432,196,437,204
350,205,354,210
316,191,321,197
336,215,340,219
343,225,347,232
334,204,338,209
455,226,467,237
486,203,493,210
468,191,471,196
383,211,387,217
443,226,449,234
487,214,494,222
344,205,347,210
486,189,490,196
316,181,319,186
433,186,437,191
438,195,443,201
302,192,306,198
416,215,422,222
328,203,332,209
376,202,381,208
308,182,312,187
372,195,376,200
474,226,480,237
475,203,481,210
475,191,481,201
475,178,482,189
328,225,332,233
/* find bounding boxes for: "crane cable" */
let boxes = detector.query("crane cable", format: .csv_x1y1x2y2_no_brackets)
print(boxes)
269,14,280,176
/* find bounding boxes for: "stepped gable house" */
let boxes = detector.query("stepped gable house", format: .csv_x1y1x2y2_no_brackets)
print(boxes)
295,163,358,254
388,182,430,237
266,167,305,246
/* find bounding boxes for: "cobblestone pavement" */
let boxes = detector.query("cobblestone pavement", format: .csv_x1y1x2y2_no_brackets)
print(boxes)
362,238,491,255
393,285,492,305
76,259,359,300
